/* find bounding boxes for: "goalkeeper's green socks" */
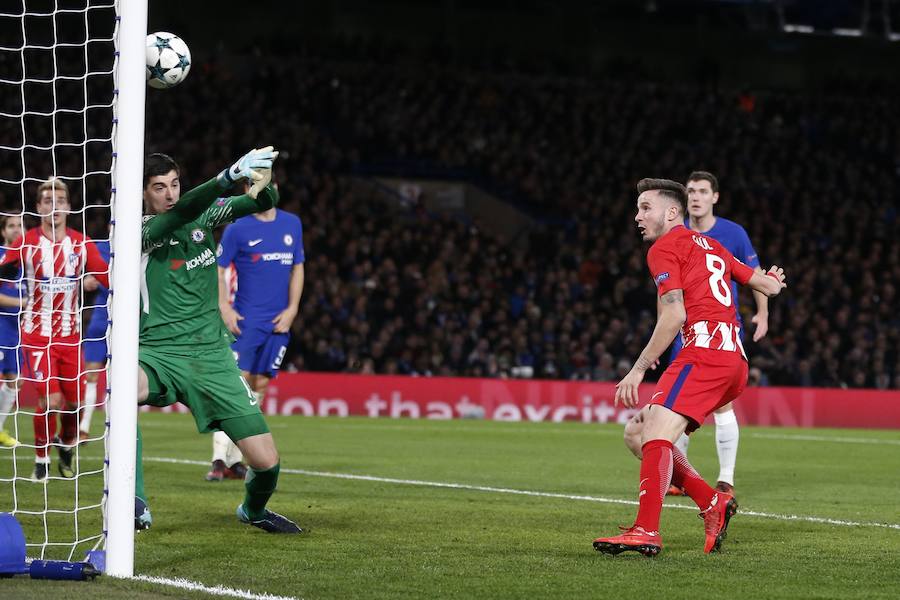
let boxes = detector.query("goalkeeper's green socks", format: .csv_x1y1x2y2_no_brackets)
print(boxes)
135,424,146,502
242,462,280,520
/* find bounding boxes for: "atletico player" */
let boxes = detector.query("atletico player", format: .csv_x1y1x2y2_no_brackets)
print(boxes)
78,235,111,444
592,178,786,557
0,179,110,481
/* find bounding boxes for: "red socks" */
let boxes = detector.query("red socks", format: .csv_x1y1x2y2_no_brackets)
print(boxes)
672,446,716,510
33,406,58,459
634,439,673,533
60,410,79,447
634,439,718,533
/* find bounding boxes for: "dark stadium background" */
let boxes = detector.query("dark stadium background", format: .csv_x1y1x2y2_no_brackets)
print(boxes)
140,0,900,390
3,0,898,390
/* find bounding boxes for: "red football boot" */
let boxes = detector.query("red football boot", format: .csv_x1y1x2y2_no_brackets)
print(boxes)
593,526,662,557
224,461,248,480
666,484,685,496
205,459,226,482
701,491,738,553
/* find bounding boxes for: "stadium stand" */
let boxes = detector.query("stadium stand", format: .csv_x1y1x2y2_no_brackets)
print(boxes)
4,40,898,389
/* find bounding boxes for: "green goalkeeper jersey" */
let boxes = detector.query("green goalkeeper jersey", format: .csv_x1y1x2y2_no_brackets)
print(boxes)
139,178,278,348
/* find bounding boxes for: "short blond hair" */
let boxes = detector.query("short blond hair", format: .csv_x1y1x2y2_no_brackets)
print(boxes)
36,177,69,201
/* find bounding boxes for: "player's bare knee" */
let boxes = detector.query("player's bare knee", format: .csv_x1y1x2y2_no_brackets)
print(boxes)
137,367,149,403
46,394,63,410
248,451,278,471
623,419,643,459
239,434,279,470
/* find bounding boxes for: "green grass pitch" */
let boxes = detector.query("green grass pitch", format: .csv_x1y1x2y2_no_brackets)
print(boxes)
1,413,899,599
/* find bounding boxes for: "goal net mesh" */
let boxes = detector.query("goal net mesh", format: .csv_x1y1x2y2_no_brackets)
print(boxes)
0,0,118,562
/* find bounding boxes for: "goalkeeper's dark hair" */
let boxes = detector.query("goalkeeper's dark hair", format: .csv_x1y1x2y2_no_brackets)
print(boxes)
636,178,687,214
143,153,180,187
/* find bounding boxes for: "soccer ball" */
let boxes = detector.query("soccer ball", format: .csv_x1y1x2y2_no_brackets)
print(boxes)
145,32,191,89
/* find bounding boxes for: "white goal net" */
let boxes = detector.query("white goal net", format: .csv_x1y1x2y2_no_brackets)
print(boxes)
0,0,139,571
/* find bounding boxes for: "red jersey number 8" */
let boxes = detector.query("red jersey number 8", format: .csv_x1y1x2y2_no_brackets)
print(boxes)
705,254,732,307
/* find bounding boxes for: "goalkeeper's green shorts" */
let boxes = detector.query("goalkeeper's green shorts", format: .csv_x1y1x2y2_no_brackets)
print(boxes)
138,342,269,439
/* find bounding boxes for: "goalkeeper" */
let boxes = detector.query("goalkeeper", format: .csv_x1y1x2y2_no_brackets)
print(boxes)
136,147,301,533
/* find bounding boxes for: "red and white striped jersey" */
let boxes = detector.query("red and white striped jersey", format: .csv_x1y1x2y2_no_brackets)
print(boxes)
223,262,238,305
682,320,747,358
0,227,110,341
647,225,754,358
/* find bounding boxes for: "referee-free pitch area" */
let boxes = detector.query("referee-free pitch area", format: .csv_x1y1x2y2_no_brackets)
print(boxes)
1,413,898,599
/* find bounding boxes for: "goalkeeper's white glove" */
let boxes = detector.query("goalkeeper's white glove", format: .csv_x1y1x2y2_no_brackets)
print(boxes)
247,168,272,199
217,146,278,188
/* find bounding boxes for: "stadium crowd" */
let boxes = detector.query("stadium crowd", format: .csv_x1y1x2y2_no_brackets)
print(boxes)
5,39,900,389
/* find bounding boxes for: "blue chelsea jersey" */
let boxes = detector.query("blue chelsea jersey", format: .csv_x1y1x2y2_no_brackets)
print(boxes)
217,209,304,324
0,248,22,343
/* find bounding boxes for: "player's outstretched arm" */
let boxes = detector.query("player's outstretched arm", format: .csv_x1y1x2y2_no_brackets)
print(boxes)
143,148,279,249
748,265,787,298
142,177,223,247
203,171,281,230
616,289,686,408
216,146,278,189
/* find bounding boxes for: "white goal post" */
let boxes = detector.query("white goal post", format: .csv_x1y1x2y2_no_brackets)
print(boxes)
106,0,147,578
0,0,146,579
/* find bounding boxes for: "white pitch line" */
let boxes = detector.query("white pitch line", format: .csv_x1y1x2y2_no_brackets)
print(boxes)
289,421,900,445
748,432,900,446
131,574,301,600
144,456,900,531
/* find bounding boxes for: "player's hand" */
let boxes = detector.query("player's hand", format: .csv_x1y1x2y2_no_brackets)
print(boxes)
766,265,786,287
751,311,769,342
271,306,297,334
247,168,272,200
217,146,279,188
83,275,99,292
765,265,787,297
220,304,243,335
615,367,646,408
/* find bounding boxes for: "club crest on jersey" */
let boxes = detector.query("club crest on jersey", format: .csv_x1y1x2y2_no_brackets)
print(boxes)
67,253,79,265
283,234,293,246
654,272,670,286
216,243,223,257
191,228,205,243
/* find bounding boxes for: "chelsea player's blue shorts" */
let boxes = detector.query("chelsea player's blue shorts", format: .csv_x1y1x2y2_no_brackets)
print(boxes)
231,321,289,377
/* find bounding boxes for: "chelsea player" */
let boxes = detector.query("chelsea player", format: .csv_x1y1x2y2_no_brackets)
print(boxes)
668,171,769,500
0,216,24,448
206,182,305,482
